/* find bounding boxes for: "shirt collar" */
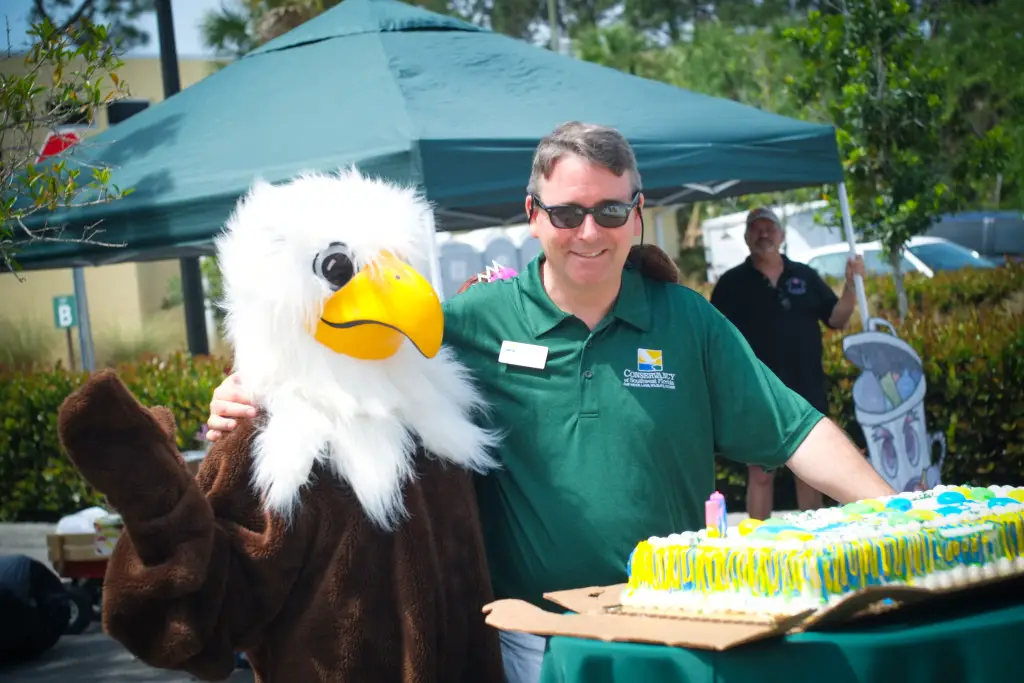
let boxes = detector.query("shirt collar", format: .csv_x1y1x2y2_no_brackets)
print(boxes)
517,254,652,339
743,254,795,279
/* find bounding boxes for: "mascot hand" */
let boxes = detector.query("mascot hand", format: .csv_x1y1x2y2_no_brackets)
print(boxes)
58,369,193,522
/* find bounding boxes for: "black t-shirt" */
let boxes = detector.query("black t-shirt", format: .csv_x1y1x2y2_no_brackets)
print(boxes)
710,256,839,414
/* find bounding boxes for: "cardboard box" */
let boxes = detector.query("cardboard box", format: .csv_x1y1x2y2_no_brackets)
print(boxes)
483,572,1024,651
47,532,106,565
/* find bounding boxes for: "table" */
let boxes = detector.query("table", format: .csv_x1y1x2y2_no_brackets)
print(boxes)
539,599,1024,683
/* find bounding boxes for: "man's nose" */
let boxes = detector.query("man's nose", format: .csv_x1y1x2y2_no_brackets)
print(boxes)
577,214,602,239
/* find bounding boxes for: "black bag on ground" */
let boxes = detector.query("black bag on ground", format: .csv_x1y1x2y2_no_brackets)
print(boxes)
0,554,70,664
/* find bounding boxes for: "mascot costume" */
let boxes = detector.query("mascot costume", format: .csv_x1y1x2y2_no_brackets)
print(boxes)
56,169,506,683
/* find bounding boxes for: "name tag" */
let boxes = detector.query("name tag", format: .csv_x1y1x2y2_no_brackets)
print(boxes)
498,340,548,370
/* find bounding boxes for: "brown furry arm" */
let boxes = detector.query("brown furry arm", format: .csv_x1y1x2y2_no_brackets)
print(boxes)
58,371,313,680
627,244,680,283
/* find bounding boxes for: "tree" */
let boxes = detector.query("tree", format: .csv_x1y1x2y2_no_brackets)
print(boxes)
200,0,474,59
199,0,704,57
200,0,339,59
1,17,133,274
782,0,1008,322
927,0,1024,209
27,0,152,52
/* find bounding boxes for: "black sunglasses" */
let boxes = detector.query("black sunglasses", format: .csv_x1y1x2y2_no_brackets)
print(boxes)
530,192,640,229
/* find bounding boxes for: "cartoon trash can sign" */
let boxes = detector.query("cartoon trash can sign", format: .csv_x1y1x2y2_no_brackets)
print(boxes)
842,318,947,492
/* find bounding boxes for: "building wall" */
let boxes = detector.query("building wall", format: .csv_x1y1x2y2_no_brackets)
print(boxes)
1,55,223,367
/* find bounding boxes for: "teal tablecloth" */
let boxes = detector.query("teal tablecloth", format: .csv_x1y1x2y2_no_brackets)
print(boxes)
539,601,1024,683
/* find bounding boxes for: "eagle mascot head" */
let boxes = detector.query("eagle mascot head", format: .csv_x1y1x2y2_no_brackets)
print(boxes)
214,168,499,529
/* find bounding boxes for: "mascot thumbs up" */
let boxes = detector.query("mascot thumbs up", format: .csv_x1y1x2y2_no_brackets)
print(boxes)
57,168,505,683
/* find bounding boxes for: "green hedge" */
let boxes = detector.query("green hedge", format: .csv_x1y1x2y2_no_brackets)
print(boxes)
0,354,229,522
1,265,1022,521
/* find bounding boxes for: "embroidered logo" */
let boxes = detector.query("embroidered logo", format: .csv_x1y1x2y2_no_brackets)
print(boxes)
624,348,676,390
786,277,807,295
637,348,663,372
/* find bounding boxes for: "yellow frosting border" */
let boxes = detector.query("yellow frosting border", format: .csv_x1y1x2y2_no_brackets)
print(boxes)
626,509,1024,604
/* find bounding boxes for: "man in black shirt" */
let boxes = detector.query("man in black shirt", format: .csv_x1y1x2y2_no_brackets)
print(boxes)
710,207,864,519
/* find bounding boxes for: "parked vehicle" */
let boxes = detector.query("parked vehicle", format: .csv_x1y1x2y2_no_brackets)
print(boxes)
802,236,997,280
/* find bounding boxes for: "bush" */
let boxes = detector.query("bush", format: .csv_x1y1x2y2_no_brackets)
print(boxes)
714,262,1024,510
0,353,230,522
1,265,1021,521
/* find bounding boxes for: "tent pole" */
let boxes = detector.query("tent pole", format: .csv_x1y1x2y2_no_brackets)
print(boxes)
837,182,870,330
156,0,209,356
73,267,96,372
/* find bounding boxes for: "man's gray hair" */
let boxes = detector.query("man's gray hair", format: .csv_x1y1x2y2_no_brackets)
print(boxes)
527,121,642,196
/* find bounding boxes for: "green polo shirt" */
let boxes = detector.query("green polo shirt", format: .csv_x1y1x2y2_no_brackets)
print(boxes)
441,256,823,608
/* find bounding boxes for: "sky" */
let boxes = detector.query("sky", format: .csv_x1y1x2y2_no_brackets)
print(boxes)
2,0,222,59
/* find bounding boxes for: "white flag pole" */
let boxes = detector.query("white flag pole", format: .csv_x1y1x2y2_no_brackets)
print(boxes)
837,182,871,330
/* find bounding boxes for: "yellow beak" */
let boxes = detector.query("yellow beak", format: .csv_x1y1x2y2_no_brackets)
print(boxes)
313,253,443,360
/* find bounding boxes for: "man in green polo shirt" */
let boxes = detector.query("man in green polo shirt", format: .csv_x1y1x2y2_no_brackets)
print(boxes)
204,122,894,683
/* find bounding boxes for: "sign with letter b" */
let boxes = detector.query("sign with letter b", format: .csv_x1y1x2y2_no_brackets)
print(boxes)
53,295,77,329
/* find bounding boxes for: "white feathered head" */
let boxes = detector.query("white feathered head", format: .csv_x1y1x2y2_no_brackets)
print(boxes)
214,167,497,529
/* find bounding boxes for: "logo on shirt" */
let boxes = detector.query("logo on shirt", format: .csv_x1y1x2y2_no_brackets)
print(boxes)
637,348,663,372
623,348,676,390
786,277,807,295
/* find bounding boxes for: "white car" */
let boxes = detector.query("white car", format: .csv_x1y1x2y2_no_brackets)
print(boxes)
800,236,997,280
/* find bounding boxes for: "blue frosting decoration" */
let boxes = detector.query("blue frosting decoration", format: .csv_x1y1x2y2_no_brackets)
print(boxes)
989,497,1018,508
935,505,964,516
885,498,913,511
937,491,967,505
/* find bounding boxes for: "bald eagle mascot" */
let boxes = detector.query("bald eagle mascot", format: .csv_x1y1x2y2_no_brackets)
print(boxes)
56,168,506,683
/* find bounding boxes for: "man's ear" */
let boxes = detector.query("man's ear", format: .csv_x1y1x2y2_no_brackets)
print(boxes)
634,193,645,238
526,194,541,238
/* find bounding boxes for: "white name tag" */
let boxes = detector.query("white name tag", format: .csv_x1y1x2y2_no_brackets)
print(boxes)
498,340,548,370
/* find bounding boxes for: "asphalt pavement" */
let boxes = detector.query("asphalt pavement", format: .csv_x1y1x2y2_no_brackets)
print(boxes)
1,624,255,683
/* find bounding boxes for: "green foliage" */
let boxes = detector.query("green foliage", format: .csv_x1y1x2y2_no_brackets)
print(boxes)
200,255,226,328
29,0,153,52
928,1,1024,209
781,1,1010,320
0,353,230,522
1,16,133,271
857,260,1024,316
712,262,1024,510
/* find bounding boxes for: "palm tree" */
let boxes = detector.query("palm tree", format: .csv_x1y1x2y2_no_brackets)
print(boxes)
200,0,344,59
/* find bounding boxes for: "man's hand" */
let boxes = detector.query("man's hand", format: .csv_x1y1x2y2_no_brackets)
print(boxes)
206,373,258,442
827,255,866,329
845,255,866,286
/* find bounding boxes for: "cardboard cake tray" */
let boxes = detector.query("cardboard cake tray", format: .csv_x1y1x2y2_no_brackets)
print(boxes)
483,569,1024,652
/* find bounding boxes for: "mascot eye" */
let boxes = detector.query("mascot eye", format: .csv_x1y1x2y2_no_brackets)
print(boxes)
313,243,355,290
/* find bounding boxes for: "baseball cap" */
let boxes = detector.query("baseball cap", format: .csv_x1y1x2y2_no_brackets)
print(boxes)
746,207,782,230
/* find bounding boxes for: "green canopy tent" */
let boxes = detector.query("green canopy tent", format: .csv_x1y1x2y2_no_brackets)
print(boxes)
9,0,854,280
